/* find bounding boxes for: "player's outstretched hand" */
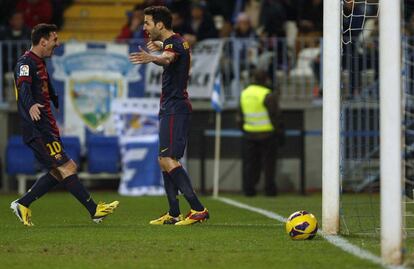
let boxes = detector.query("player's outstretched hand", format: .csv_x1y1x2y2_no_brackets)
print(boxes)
147,41,163,52
29,103,44,121
129,46,154,64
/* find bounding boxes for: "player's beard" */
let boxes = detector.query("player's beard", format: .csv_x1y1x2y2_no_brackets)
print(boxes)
149,30,161,42
45,48,54,58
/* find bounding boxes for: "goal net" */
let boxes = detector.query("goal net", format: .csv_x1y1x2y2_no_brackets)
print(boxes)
340,0,381,235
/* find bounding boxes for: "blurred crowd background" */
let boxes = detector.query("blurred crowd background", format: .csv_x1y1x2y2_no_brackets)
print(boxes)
0,0,327,98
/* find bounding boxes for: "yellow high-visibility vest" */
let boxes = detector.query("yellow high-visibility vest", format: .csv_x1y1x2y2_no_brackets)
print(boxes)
240,85,274,132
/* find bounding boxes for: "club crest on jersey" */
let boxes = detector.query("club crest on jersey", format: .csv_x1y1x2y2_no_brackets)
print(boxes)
19,65,29,76
165,44,173,50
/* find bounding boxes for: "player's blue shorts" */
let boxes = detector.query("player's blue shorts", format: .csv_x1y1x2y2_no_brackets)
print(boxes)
26,136,70,170
158,114,190,159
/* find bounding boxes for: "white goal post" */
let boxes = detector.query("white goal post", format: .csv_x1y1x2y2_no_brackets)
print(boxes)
322,0,403,265
322,0,341,235
379,0,403,265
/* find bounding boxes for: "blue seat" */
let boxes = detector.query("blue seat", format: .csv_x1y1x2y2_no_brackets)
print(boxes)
61,136,81,166
86,136,120,173
6,136,36,175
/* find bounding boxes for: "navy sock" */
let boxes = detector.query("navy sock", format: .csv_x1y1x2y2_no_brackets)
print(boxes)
169,166,204,211
18,173,59,207
63,174,97,216
162,172,180,217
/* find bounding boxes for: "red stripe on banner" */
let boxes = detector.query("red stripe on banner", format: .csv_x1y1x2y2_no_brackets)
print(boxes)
169,115,174,156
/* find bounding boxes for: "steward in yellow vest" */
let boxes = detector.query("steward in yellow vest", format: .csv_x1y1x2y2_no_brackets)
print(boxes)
238,70,283,196
241,84,274,133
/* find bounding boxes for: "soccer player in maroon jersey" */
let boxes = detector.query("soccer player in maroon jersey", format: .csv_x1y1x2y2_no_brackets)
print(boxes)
129,6,209,225
10,24,118,226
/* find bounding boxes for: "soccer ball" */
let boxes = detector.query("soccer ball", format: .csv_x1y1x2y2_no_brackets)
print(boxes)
285,210,318,240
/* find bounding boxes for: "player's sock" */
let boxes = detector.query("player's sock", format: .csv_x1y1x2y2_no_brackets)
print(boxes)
163,171,180,217
168,166,204,212
62,174,97,216
18,173,59,207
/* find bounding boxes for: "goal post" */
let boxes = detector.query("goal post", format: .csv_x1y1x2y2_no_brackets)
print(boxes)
379,0,403,264
322,0,341,235
323,0,405,264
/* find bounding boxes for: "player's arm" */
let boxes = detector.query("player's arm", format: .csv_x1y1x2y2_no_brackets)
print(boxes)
129,46,175,66
16,64,44,121
147,41,163,52
18,81,44,121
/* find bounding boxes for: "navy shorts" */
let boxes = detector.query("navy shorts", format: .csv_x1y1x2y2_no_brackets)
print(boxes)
26,136,70,170
159,114,190,159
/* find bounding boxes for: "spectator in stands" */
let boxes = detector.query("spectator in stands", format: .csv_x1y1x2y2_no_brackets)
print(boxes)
242,0,262,29
171,10,194,37
297,0,323,34
0,0,17,26
259,0,287,38
0,10,31,72
294,0,322,59
116,4,147,43
204,0,235,38
16,0,53,28
231,13,256,39
206,0,235,23
230,13,259,73
166,0,191,20
185,1,218,46
238,69,284,197
0,10,31,41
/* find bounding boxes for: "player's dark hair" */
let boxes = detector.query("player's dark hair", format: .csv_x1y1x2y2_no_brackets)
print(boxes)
31,24,58,45
144,6,172,30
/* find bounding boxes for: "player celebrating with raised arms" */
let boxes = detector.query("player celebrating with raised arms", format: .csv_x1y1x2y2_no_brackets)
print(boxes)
11,24,119,226
129,6,209,225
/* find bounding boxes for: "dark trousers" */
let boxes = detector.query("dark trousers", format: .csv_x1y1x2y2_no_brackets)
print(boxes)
242,135,278,196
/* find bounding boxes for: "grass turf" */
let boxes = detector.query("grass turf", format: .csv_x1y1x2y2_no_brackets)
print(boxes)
0,192,410,269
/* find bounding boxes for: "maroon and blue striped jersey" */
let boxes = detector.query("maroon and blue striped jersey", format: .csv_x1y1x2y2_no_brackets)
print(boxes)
14,51,60,143
159,34,192,116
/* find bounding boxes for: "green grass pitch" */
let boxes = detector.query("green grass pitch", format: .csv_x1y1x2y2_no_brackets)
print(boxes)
0,192,412,269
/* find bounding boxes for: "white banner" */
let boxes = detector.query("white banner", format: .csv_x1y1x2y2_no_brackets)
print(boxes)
145,39,224,98
112,98,164,196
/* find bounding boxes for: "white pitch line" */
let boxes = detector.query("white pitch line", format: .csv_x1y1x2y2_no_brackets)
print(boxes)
215,197,406,269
